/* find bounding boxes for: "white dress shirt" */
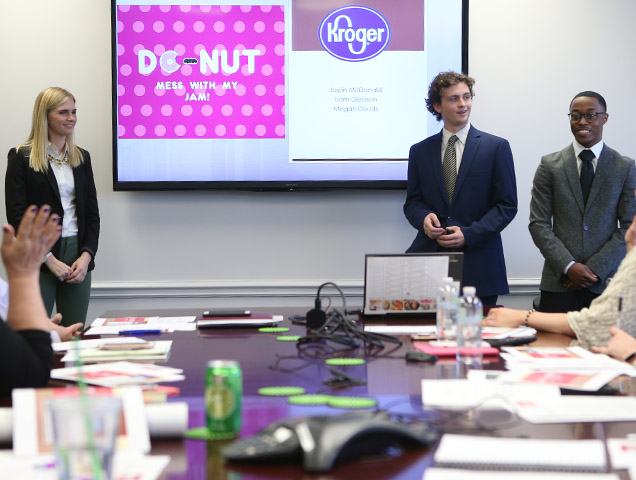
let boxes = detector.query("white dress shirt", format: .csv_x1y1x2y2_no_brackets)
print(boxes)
47,143,78,238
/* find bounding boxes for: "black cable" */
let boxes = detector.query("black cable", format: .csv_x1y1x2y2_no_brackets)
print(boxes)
315,281,347,316
298,307,402,357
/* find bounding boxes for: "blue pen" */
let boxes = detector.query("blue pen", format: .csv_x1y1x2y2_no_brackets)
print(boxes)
118,329,162,335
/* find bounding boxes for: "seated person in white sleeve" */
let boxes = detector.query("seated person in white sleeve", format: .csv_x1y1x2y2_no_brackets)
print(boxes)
0,278,82,342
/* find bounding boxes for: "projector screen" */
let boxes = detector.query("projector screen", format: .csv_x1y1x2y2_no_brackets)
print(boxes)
112,0,467,190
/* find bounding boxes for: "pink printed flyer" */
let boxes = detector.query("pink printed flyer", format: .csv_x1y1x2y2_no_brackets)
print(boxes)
116,4,285,139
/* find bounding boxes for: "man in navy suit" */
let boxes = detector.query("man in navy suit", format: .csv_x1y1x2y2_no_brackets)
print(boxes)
404,71,518,305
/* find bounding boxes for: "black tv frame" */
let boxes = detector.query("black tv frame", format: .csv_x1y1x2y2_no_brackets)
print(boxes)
111,0,469,192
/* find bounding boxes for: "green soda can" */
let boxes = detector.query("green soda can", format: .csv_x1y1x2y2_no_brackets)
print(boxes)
205,360,242,439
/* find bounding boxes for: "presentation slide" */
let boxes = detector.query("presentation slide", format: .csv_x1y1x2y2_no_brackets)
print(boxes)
113,0,463,187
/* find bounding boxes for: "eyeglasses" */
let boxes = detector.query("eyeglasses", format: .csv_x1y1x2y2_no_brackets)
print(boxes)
568,112,606,122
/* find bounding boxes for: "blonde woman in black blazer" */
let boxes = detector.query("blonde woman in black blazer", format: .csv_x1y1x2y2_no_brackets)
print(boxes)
5,87,100,327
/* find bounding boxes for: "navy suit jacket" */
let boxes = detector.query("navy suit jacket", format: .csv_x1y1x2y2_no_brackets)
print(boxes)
403,126,518,298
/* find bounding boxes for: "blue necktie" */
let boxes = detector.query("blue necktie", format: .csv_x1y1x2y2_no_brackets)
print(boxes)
579,149,595,204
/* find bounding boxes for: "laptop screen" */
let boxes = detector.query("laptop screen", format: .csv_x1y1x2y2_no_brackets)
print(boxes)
363,253,464,316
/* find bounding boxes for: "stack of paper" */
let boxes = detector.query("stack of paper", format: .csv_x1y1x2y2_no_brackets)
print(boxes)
482,326,537,340
362,325,536,339
54,337,153,352
51,361,185,387
197,314,284,328
84,316,197,335
498,369,628,392
498,346,636,392
501,346,633,372
60,341,173,363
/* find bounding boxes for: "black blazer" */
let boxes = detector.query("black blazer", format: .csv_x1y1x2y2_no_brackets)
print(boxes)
5,147,100,271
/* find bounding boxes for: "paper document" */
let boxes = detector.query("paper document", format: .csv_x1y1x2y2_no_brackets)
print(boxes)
512,395,636,424
0,451,169,480
434,434,607,472
53,337,149,352
498,369,624,391
424,468,618,480
363,325,436,335
607,438,636,469
502,346,635,372
421,379,560,410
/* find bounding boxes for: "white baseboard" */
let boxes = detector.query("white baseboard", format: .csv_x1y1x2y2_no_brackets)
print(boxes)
85,278,541,322
90,278,540,300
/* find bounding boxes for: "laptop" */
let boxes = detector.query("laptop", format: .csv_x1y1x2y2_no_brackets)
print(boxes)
362,253,463,317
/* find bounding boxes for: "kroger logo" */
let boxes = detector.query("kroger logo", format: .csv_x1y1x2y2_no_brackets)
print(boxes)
318,6,390,62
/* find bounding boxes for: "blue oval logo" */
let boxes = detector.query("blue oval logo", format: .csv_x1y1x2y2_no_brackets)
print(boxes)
318,6,391,62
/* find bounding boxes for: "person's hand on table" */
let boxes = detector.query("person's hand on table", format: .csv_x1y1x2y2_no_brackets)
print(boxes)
591,326,636,364
483,307,524,327
50,313,83,342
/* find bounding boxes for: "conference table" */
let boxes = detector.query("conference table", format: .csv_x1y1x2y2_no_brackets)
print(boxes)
81,308,636,478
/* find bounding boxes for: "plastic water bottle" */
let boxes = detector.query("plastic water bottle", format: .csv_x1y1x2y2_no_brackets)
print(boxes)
436,277,458,341
456,286,483,365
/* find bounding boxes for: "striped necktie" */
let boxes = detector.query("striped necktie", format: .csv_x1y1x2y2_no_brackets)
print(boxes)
443,135,458,203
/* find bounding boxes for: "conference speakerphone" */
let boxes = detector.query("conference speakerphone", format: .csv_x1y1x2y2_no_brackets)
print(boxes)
222,411,438,472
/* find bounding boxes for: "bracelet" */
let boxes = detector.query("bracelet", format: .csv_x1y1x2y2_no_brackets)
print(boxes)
625,352,636,364
524,309,535,328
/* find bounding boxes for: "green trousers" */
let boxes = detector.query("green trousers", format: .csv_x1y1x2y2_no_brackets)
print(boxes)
39,236,92,327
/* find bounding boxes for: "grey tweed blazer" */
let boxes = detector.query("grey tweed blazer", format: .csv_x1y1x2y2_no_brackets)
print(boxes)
529,143,636,294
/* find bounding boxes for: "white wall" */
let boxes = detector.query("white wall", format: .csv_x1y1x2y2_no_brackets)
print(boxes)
1,0,635,320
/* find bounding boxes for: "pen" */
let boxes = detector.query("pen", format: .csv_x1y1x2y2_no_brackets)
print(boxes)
34,461,56,470
118,329,162,336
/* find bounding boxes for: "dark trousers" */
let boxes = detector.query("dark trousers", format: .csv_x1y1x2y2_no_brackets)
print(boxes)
539,289,599,313
480,295,498,307
39,236,92,327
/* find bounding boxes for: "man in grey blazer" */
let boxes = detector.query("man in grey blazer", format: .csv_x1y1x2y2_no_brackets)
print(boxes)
530,91,636,313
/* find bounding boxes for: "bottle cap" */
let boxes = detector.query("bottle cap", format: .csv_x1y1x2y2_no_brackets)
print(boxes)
463,286,476,295
443,277,454,284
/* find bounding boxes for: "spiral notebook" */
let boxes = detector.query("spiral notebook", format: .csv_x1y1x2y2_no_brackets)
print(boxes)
434,434,607,473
